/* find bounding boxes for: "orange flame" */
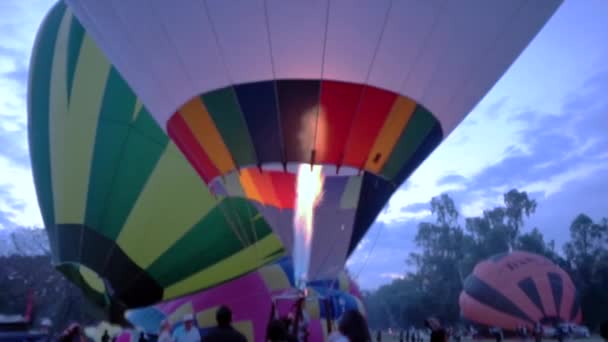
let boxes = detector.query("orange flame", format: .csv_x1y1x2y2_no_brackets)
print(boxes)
293,164,324,288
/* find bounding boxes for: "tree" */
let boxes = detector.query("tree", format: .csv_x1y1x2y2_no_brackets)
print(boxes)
408,194,474,323
563,214,608,329
517,227,561,264
364,189,606,331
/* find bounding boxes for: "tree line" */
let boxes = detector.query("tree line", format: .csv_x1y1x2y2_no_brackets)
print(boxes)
362,189,608,331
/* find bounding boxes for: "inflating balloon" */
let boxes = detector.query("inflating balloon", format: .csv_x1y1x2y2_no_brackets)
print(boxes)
126,257,364,341
28,0,562,310
459,251,581,330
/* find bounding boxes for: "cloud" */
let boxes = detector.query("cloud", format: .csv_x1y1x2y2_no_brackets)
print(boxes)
400,202,428,213
380,272,405,280
0,184,27,229
436,174,467,186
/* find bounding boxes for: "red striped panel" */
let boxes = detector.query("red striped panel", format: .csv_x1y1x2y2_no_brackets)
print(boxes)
341,86,397,169
315,81,363,165
167,112,220,183
460,292,527,331
268,172,296,209
560,271,576,320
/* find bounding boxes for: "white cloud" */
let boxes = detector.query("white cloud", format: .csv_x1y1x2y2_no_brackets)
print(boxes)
0,0,55,228
0,157,42,227
380,272,405,280
523,162,608,199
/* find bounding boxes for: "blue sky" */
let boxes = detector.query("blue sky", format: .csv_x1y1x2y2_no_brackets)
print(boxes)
1,1,607,290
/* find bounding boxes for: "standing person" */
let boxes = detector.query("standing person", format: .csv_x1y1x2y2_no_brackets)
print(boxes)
204,306,246,342
400,329,405,342
376,329,382,342
333,310,371,342
101,330,111,342
158,320,173,342
533,322,543,342
39,318,53,342
173,314,200,342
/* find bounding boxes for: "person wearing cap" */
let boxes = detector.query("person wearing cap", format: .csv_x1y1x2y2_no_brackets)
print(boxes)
158,320,173,342
204,305,247,342
174,314,200,342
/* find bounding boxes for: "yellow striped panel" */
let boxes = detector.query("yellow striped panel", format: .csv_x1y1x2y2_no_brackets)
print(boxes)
163,234,283,299
50,11,110,224
196,306,220,328
339,176,363,209
180,97,235,174
239,169,264,203
233,321,254,341
168,302,193,326
117,143,218,269
258,264,291,291
364,96,416,173
222,172,245,197
79,265,105,294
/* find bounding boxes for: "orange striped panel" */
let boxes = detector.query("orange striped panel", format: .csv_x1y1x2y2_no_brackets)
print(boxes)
247,169,281,207
364,96,416,173
239,169,263,204
460,292,527,331
179,97,235,174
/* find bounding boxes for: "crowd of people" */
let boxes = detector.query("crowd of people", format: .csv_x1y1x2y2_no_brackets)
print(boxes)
22,309,608,342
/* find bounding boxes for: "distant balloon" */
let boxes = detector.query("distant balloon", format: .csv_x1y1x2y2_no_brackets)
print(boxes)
459,251,581,330
126,257,364,341
28,0,561,310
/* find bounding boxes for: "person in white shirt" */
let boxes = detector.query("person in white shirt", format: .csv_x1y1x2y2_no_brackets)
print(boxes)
158,320,173,342
173,314,201,342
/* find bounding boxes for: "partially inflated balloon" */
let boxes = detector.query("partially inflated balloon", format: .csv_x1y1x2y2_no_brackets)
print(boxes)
126,257,364,341
29,2,284,309
29,0,562,310
459,251,581,330
62,0,562,282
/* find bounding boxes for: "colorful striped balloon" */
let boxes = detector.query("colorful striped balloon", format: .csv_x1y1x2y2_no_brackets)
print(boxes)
29,0,562,310
459,251,581,330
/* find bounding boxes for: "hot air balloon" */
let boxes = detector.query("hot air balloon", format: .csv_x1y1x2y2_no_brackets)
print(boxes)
459,251,581,331
125,257,364,341
29,2,285,310
28,0,562,310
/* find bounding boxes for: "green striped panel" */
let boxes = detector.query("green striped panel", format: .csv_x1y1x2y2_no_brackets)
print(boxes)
131,106,168,145
84,69,139,235
92,121,168,240
147,198,273,287
381,106,437,180
97,69,136,124
201,88,257,167
65,10,85,102
28,1,66,256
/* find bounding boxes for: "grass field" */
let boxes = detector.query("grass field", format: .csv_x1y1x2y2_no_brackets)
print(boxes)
375,337,605,342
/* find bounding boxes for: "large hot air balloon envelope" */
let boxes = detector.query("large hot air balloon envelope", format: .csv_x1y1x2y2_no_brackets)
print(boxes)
28,0,562,309
459,251,581,330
